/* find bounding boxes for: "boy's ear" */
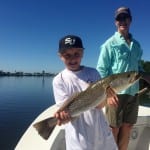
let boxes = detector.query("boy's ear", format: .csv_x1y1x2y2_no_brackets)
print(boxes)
58,53,62,57
58,53,65,62
115,21,117,27
57,53,61,58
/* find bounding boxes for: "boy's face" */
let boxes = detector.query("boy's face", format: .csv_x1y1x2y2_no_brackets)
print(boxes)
59,48,83,71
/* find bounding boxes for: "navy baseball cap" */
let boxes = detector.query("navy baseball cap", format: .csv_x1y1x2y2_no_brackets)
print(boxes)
58,35,84,53
115,7,132,20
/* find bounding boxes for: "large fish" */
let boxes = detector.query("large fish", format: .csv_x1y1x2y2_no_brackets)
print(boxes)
33,71,141,140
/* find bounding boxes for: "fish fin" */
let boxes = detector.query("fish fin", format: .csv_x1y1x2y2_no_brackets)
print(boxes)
33,117,57,140
135,86,150,97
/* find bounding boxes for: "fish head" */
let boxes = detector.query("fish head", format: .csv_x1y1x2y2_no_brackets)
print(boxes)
128,71,141,83
109,71,141,92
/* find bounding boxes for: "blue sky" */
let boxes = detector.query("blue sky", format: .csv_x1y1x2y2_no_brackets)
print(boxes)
0,0,149,73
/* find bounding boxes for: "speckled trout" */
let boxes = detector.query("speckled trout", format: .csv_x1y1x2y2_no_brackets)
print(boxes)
33,71,141,140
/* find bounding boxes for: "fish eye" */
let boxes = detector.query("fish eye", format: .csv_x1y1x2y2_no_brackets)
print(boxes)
127,74,131,78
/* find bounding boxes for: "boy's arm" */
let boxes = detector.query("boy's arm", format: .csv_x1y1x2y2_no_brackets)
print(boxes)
53,75,72,125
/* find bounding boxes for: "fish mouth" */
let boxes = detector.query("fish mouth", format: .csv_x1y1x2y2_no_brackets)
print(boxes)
131,72,141,83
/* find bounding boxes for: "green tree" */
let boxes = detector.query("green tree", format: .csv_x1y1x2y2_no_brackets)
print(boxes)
141,60,150,72
139,60,150,106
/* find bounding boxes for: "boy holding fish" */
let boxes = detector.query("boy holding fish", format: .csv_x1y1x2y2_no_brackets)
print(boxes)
53,35,118,150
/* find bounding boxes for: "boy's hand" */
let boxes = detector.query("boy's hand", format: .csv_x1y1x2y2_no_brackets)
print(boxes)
54,110,71,126
106,86,118,107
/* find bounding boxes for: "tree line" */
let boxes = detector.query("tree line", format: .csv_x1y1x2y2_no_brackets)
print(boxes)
140,60,150,89
141,60,150,72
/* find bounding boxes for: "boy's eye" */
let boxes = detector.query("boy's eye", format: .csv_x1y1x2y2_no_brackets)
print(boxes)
62,53,82,59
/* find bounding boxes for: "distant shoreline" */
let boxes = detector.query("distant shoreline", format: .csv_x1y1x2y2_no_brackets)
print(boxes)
0,71,57,77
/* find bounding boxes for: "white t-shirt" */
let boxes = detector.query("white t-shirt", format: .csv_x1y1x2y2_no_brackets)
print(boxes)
53,66,118,150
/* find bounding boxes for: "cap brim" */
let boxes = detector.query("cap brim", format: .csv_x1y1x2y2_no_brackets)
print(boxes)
115,11,129,19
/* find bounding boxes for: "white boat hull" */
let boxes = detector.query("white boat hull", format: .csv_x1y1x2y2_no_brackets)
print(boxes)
128,106,150,150
15,105,150,150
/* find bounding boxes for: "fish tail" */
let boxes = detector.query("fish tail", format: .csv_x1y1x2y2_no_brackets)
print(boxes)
33,117,57,140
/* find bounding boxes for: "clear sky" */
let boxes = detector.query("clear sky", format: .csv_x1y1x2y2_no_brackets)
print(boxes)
0,0,149,73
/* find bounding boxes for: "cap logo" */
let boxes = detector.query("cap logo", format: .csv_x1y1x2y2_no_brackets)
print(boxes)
65,38,75,45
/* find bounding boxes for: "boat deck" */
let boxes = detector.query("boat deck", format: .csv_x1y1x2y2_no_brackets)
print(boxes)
15,105,150,150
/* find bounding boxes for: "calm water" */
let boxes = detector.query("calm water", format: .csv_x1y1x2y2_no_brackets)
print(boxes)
0,77,149,150
0,77,54,150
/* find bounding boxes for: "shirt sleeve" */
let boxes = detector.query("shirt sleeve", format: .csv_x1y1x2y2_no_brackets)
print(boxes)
52,74,69,106
96,44,112,78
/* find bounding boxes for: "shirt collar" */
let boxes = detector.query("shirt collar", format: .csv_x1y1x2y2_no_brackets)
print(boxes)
115,32,133,40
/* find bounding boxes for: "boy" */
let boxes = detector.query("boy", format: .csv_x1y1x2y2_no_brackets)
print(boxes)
53,35,118,150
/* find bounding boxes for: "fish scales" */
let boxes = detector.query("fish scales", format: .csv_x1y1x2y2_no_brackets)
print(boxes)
65,85,106,117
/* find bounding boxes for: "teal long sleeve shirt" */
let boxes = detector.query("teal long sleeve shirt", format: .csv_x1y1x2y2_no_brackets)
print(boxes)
96,32,143,95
